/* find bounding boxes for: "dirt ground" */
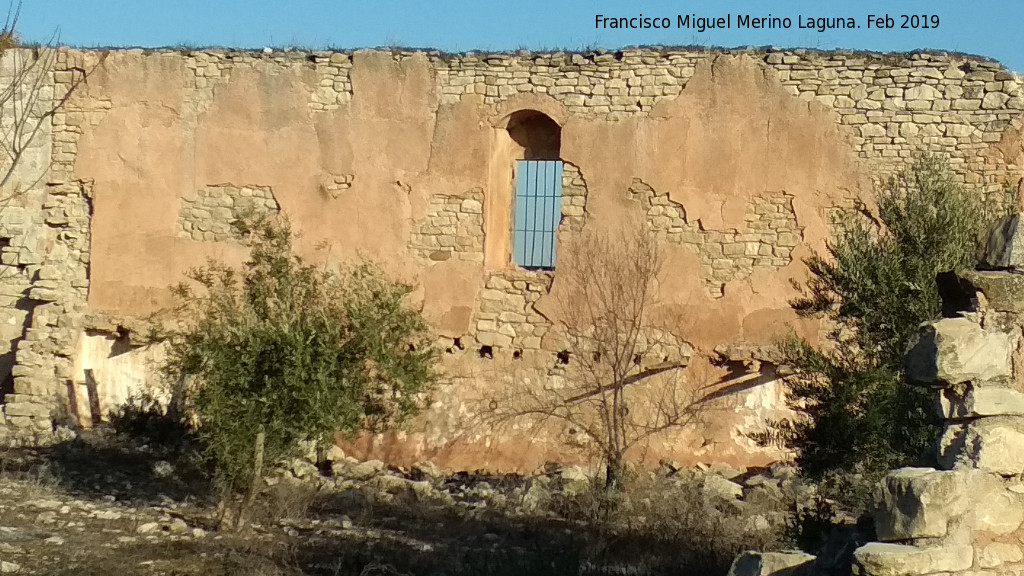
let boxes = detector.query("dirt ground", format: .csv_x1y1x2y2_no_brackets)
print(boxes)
0,426,792,576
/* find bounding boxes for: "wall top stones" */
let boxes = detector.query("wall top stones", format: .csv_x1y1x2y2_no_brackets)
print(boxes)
73,45,1006,67
64,45,1024,191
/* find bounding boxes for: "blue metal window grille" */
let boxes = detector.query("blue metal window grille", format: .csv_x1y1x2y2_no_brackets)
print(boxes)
513,160,563,269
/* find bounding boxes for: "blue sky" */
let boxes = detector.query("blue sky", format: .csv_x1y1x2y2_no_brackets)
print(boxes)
16,1,1024,71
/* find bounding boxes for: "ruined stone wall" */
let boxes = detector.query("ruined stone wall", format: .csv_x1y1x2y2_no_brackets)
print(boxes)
438,48,1023,191
177,185,280,242
2,45,1024,468
837,216,1024,576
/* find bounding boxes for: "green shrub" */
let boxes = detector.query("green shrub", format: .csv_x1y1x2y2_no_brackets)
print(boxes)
761,155,1008,499
164,218,438,528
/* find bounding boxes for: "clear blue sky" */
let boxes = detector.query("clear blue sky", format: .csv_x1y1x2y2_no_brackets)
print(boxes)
16,1,1024,71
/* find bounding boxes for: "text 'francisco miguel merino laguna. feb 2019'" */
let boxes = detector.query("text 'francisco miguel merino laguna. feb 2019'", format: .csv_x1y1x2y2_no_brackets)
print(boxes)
594,14,941,33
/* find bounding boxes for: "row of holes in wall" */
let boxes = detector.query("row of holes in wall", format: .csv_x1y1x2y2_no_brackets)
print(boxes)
440,338,669,366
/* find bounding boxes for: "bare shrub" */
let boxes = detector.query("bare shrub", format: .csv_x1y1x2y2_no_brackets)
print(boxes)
0,1,87,200
488,221,709,490
554,473,789,576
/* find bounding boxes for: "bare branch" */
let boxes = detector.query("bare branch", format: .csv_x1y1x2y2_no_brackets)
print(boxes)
481,219,718,489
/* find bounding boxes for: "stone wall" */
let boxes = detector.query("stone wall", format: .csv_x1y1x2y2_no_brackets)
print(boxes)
438,48,1022,192
629,180,802,297
176,184,280,242
1,44,1024,466
847,221,1024,576
733,215,1024,576
409,189,485,262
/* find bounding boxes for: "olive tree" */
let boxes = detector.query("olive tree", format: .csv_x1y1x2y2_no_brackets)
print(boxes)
760,155,1006,506
165,218,438,529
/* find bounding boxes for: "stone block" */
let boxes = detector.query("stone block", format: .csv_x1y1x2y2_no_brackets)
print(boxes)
4,415,32,429
979,213,1024,269
476,331,512,348
3,401,52,419
972,476,1024,535
873,468,969,540
938,383,1024,418
905,318,1014,386
977,542,1024,568
938,417,1024,478
727,551,815,576
958,270,1024,314
28,287,61,302
852,543,972,576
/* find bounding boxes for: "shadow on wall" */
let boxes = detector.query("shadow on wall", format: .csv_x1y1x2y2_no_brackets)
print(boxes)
0,296,37,401
506,110,561,161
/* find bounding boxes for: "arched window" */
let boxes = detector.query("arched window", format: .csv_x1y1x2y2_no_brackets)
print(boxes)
506,111,562,270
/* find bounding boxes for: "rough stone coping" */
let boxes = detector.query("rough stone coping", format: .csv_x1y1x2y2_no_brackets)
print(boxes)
852,543,972,576
51,45,1006,69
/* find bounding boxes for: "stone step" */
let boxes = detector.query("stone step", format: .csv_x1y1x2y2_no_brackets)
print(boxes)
938,383,1024,418
904,317,1014,387
938,416,1024,476
852,543,972,576
874,467,1022,541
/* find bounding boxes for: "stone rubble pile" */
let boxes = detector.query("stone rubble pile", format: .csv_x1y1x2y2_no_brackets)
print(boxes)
275,449,815,526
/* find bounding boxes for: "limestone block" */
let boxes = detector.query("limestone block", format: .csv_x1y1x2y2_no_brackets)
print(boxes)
979,213,1024,269
873,468,969,541
938,383,1024,418
727,551,815,576
938,417,1024,478
852,543,972,576
28,287,61,302
958,270,1024,314
904,85,940,100
972,476,1024,535
4,415,32,429
905,318,1014,386
879,464,1020,536
475,331,512,348
3,401,52,419
977,542,1024,569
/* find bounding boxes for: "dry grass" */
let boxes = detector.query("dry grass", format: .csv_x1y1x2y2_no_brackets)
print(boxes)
550,473,790,575
0,427,797,576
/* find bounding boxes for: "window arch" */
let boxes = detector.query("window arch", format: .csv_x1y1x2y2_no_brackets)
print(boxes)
506,110,561,160
506,111,563,270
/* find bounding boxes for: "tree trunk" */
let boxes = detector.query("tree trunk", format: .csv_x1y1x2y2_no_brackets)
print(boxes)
167,373,190,424
215,491,233,531
605,453,623,491
234,428,266,532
